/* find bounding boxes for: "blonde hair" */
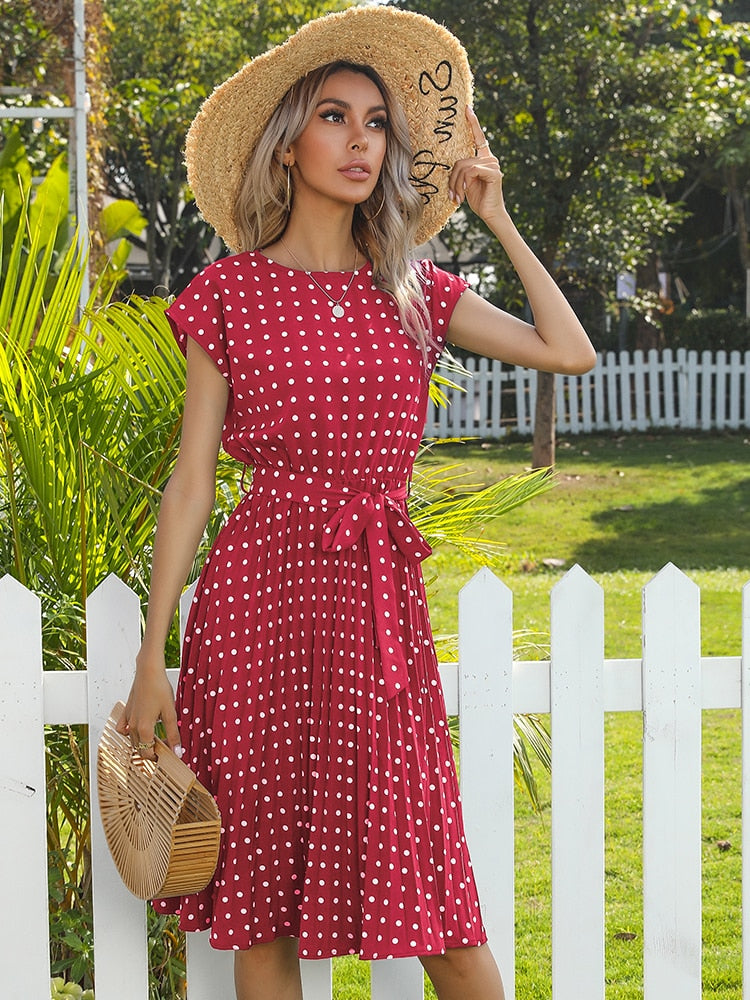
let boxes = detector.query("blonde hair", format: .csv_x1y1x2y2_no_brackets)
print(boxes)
233,62,434,359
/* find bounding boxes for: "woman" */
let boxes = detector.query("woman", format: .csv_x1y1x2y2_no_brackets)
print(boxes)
119,7,596,1000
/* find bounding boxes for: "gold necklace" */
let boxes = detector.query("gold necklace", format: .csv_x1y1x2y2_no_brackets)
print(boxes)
280,239,359,319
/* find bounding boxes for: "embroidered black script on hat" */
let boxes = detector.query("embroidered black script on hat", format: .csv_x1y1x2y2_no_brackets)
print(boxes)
409,59,459,205
419,61,458,142
410,150,452,205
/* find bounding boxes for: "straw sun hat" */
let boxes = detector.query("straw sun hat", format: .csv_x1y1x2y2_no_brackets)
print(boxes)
185,4,475,251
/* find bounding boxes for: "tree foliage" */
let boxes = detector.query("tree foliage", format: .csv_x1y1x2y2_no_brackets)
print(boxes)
0,126,146,296
402,0,744,304
659,5,750,315
104,0,347,292
1,0,117,276
715,109,750,296
0,0,72,167
398,0,749,464
0,0,69,90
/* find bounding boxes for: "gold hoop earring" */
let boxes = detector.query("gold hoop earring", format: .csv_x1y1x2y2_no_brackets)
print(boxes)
361,190,385,223
285,166,292,213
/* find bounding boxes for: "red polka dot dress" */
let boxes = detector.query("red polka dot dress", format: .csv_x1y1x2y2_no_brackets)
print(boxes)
154,251,488,960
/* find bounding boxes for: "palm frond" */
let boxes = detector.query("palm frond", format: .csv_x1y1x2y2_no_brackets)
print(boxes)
409,461,555,563
428,346,471,406
513,714,551,813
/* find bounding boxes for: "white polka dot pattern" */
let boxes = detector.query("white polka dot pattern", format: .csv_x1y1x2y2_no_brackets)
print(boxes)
153,253,487,960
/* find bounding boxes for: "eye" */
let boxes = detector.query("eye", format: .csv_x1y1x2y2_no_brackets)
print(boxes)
368,116,388,130
320,108,345,123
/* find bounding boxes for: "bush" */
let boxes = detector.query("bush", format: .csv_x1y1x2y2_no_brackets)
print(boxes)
662,307,750,352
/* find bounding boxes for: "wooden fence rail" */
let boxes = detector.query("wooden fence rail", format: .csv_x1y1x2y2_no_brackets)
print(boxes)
2,566,748,998
425,348,750,438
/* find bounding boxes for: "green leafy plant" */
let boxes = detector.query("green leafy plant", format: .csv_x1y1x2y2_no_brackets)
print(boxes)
148,911,186,1000
0,200,199,995
49,895,94,990
412,457,555,811
411,457,555,562
0,124,145,295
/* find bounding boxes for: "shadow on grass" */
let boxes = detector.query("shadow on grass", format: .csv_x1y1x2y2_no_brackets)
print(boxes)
569,476,750,573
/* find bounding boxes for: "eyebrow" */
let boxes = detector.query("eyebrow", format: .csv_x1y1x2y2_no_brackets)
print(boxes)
315,97,388,114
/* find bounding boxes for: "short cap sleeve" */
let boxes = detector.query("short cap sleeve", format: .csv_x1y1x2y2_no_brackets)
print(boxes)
165,268,231,382
416,259,469,355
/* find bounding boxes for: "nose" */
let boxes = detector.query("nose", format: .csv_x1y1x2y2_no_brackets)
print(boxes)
350,129,368,151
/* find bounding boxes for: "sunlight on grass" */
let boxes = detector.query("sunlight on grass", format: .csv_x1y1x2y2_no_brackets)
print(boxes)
424,432,749,658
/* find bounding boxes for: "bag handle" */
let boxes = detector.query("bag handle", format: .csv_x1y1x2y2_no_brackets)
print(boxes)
108,700,195,796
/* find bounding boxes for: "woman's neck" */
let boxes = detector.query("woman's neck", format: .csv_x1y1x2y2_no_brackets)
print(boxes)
273,203,361,272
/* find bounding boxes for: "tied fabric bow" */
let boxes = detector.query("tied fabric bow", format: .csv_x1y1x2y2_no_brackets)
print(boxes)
248,468,431,698
321,489,432,697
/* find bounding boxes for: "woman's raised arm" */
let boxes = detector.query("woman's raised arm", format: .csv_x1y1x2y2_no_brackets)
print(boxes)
446,108,597,376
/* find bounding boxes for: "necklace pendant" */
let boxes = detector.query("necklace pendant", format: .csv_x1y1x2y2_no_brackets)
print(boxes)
331,303,345,318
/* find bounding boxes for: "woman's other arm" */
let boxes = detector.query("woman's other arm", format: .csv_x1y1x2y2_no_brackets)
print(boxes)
117,338,229,752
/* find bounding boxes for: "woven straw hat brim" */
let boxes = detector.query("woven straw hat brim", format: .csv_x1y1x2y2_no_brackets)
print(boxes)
185,5,474,251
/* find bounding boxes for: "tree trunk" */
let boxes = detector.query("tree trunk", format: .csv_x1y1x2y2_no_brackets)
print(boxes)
531,237,562,467
84,0,108,279
531,370,556,468
726,165,749,317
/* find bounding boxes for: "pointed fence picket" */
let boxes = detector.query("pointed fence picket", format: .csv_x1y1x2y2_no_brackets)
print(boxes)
458,569,515,997
1,565,748,999
0,576,49,999
642,567,702,996
550,567,605,1000
87,577,150,998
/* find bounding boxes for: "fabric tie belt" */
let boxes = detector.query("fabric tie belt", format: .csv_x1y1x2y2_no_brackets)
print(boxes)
247,467,432,698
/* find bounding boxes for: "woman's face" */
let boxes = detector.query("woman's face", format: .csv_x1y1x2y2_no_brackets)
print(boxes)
288,68,387,210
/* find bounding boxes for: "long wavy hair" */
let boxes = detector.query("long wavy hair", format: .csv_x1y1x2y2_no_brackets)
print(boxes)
233,61,434,358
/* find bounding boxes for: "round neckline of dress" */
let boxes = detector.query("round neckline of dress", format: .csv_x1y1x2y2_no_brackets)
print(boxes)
255,250,368,277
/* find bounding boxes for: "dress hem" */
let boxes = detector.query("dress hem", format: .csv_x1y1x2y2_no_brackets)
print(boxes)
206,932,490,961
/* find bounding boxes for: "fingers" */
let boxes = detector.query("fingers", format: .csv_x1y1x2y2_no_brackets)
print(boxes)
128,710,158,760
114,696,131,736
115,697,152,755
116,664,183,760
448,156,502,207
130,708,182,760
162,706,183,757
115,692,170,762
448,106,504,211
133,737,158,760
467,106,493,159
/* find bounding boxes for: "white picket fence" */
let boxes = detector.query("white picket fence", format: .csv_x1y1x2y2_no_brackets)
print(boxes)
426,348,750,438
3,565,749,999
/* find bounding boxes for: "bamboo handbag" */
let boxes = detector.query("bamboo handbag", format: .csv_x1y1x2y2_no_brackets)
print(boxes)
96,701,221,900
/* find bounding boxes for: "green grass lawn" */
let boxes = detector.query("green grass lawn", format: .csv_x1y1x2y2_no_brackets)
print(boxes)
423,431,750,659
335,432,748,999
